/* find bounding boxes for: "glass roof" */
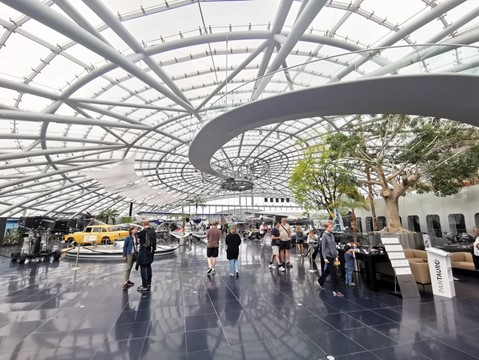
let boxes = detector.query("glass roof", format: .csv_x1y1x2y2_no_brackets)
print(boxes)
0,0,478,217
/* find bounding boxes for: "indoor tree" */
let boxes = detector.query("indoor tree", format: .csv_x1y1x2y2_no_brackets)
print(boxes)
96,208,120,224
337,194,370,241
289,142,361,218
186,195,206,215
323,115,479,232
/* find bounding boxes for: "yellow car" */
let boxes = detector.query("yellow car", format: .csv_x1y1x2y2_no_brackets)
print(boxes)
64,225,129,246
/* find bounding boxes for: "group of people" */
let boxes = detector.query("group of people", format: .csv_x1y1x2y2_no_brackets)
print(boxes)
206,221,242,276
120,217,356,298
267,218,351,297
122,220,157,292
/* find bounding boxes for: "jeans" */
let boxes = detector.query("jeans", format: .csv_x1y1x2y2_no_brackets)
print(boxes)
345,265,354,284
140,264,152,287
229,258,238,273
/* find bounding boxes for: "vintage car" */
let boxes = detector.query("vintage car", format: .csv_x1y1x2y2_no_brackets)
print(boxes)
64,225,129,246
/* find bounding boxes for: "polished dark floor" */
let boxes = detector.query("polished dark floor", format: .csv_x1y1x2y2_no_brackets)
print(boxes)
1,238,479,360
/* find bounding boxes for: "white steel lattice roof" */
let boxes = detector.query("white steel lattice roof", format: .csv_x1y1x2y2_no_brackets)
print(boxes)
0,0,478,217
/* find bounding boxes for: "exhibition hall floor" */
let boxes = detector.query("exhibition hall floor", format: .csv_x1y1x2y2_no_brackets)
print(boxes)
0,240,478,360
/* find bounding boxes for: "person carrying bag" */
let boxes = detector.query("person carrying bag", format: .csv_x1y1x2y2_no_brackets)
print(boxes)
136,220,157,292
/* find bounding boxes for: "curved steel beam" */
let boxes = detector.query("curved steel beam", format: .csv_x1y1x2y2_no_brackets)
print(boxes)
190,74,479,178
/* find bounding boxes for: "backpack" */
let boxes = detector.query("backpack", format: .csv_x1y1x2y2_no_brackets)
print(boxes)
142,228,156,251
144,231,151,248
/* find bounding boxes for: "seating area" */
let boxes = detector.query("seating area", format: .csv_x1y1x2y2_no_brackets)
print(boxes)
403,249,431,287
450,252,476,271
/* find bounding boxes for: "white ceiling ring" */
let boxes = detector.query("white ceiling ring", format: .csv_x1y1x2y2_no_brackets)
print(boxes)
190,73,479,178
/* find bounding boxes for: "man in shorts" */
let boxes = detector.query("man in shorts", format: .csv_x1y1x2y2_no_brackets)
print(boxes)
206,220,221,274
279,217,292,269
268,222,282,271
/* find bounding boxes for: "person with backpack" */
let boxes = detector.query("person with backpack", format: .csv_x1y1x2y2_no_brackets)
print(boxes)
137,220,157,292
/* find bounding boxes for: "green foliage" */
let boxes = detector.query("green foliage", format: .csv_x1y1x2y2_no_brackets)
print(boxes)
324,116,479,198
426,143,479,196
1,227,21,245
289,142,360,213
120,216,136,224
96,208,120,224
292,114,479,231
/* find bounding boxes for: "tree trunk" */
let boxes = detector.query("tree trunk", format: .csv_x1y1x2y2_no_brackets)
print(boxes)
384,195,403,231
351,210,358,242
366,166,379,231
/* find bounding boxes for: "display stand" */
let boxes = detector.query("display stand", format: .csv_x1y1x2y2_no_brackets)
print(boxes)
426,247,456,298
382,236,420,298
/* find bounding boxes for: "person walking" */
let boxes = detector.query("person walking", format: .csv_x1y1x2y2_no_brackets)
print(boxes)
269,222,283,271
122,226,137,290
225,226,242,276
317,220,343,297
137,220,157,292
279,217,292,269
206,220,221,274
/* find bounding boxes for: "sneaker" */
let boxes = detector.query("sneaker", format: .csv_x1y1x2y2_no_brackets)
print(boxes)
229,273,234,276
212,268,216,274
333,291,344,297
127,280,134,286
350,282,355,286
287,262,293,268
316,280,324,289
279,266,286,272
207,268,213,274
268,264,276,269
236,272,239,276
137,286,149,292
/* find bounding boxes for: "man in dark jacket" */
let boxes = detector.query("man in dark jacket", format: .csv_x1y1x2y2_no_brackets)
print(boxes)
316,220,343,297
137,220,157,291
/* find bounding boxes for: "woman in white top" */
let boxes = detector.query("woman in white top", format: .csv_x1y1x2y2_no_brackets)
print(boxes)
473,227,479,270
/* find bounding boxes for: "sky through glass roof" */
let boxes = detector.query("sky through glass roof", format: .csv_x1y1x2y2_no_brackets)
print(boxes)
0,0,478,217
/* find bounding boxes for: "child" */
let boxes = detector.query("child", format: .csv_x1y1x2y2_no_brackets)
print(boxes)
344,245,355,286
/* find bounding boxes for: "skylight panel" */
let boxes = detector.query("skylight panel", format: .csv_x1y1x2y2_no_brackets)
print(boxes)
408,20,446,44
35,55,85,92
0,33,46,78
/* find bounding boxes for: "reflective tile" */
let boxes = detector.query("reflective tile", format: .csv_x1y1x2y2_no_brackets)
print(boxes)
436,333,479,359
92,338,145,360
346,310,396,326
2,241,479,360
319,313,365,331
341,326,400,350
371,344,430,360
371,322,431,345
307,330,367,356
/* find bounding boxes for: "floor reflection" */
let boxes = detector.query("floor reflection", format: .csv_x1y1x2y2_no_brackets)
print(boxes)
0,239,478,360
